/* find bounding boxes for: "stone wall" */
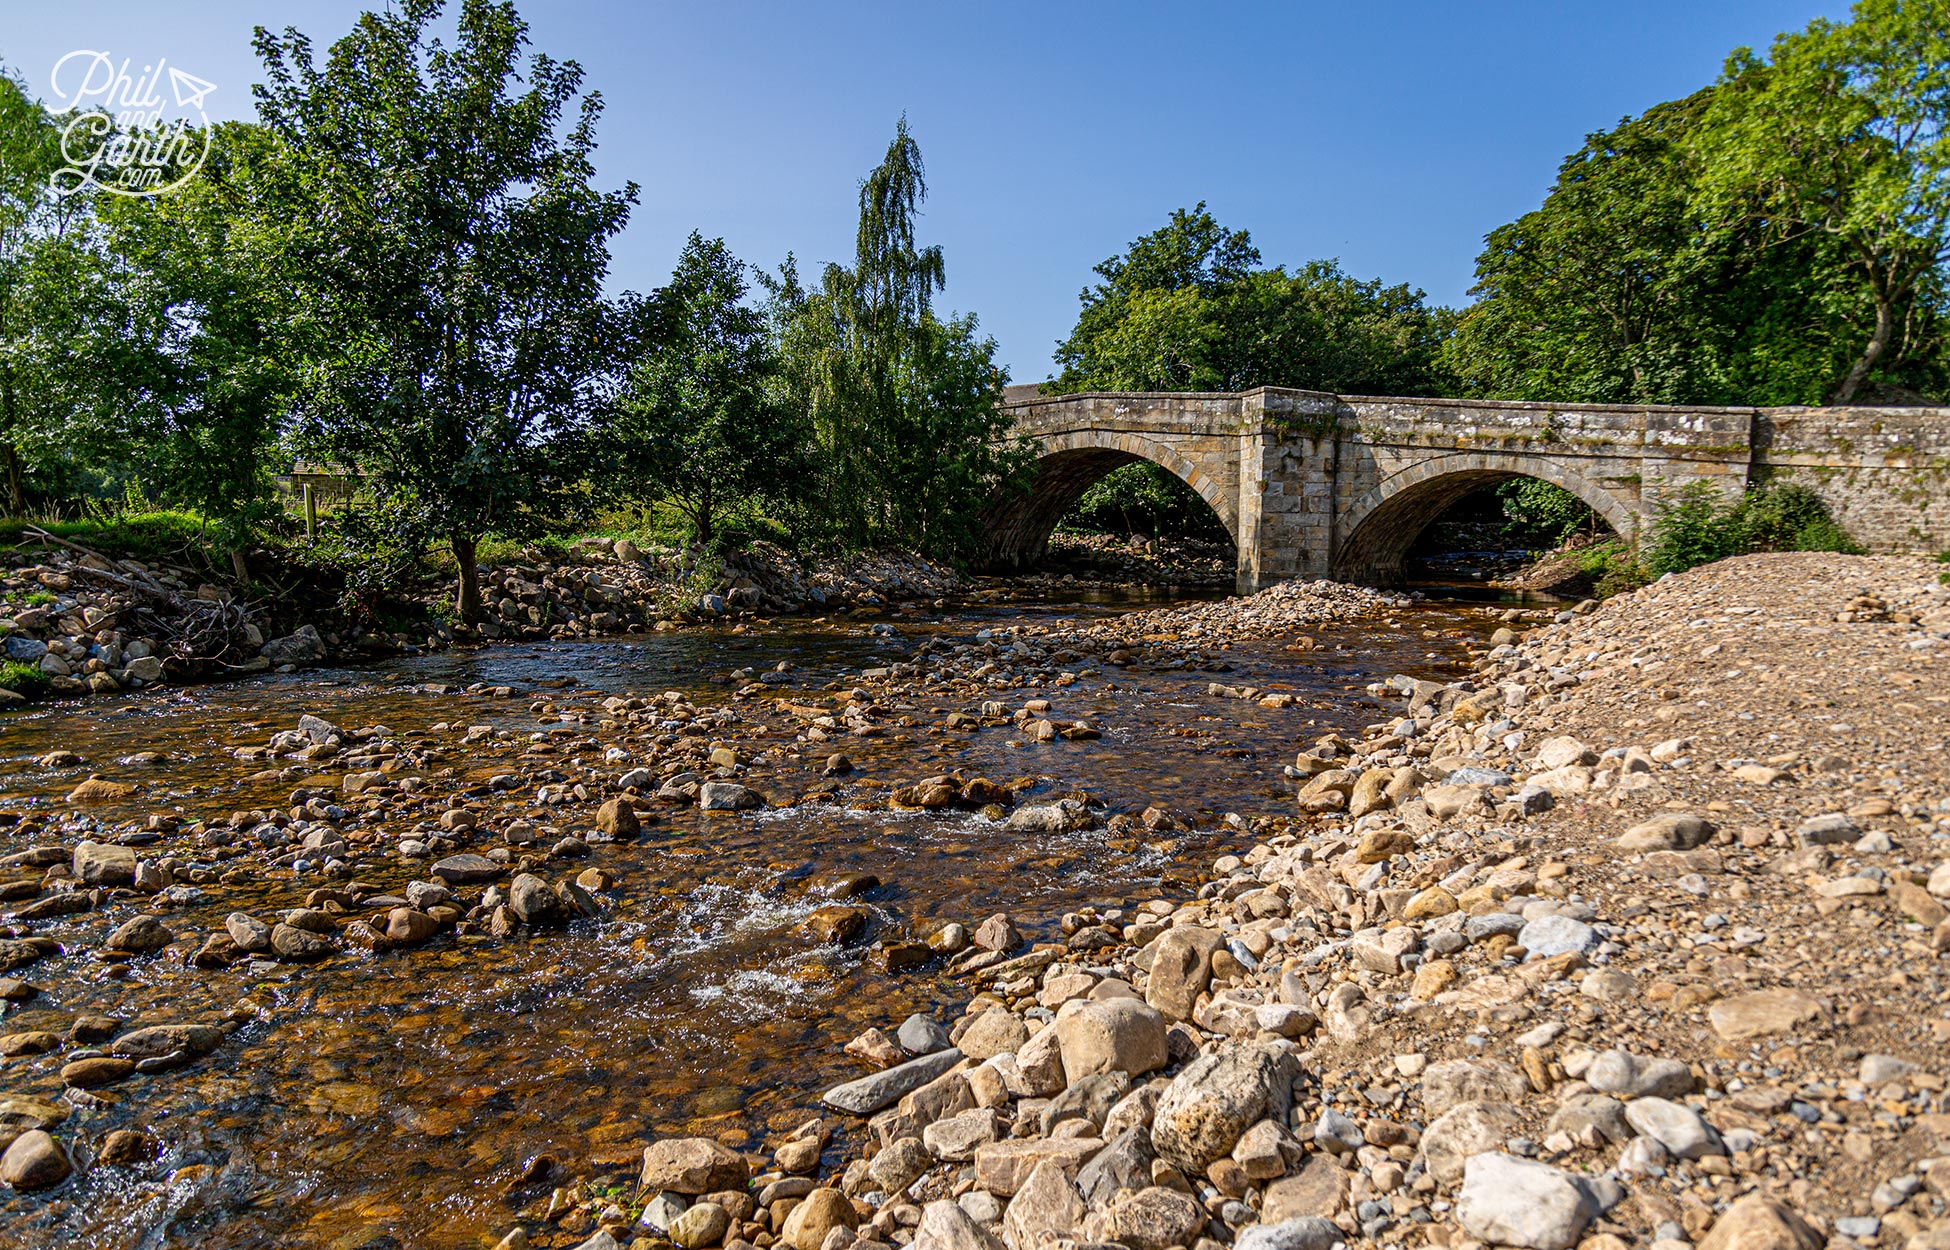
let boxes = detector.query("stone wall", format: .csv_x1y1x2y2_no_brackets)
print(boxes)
991,387,1950,591
1756,407,1950,554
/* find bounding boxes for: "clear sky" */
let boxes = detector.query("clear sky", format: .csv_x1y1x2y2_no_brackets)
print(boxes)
3,1,1841,382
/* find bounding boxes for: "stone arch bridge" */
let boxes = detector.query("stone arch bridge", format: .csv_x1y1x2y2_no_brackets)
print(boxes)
985,385,1950,593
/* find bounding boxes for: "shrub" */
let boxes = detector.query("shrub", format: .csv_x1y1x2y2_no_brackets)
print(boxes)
1574,537,1650,596
0,661,49,697
1644,481,1857,578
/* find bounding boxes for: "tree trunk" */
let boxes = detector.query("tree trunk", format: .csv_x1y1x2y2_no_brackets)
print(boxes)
1,443,22,517
229,548,250,585
1833,292,1894,405
452,534,483,624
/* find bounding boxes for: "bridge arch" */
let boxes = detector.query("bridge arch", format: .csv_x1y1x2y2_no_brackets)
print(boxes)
1332,452,1641,584
983,429,1237,570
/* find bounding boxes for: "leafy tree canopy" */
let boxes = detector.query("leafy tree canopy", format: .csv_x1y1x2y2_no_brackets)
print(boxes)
1053,203,1455,396
251,0,637,619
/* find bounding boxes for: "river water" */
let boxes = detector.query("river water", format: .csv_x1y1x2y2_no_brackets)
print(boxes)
0,592,1493,1249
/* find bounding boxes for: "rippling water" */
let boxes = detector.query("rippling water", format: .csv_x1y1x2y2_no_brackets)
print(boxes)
0,594,1491,1248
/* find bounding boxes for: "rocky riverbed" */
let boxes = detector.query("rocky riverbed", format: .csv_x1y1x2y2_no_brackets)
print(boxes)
3,554,1945,1250
0,577,1483,1247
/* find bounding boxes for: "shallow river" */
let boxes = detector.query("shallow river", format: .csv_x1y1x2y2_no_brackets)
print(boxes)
0,592,1492,1248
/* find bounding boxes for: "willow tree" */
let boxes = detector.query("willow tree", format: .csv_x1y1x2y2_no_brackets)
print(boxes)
770,119,1027,557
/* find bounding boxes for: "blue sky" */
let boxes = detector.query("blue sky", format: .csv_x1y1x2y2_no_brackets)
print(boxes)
4,1,1840,381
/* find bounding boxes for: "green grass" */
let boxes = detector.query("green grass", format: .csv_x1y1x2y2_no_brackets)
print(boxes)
0,510,211,563
0,661,49,698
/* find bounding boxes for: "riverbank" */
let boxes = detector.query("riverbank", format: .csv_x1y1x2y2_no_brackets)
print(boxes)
0,537,969,704
548,552,1949,1250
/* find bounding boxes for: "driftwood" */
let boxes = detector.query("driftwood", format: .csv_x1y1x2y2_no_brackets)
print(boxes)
22,526,259,674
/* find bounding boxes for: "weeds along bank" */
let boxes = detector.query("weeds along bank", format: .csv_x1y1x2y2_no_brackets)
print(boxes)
0,534,965,704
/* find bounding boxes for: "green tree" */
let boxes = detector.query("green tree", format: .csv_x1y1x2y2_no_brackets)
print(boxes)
251,0,636,621
0,70,87,511
1691,0,1950,402
1447,80,1947,406
609,233,802,546
1054,203,1454,396
769,119,1028,558
73,123,292,578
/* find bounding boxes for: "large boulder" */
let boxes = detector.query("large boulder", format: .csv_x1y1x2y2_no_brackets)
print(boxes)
1142,926,1225,1021
639,1137,748,1194
779,1187,856,1250
1096,1185,1206,1250
1002,1158,1087,1250
1150,1041,1296,1173
1456,1154,1607,1250
1419,1101,1522,1186
1707,990,1828,1042
1420,1059,1529,1118
912,1198,1005,1250
261,625,326,666
956,1010,1029,1061
1234,1218,1343,1250
1054,997,1167,1082
1695,1195,1823,1250
823,1048,964,1114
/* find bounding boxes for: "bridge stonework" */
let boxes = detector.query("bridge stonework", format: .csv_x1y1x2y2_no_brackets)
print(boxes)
987,386,1950,593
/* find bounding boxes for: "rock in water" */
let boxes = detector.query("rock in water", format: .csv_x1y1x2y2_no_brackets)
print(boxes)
508,874,567,926
0,1129,70,1190
72,841,137,886
430,854,502,885
697,782,762,811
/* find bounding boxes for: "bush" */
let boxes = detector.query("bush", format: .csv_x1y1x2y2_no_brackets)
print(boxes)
1574,537,1651,596
0,660,49,697
1644,481,1857,578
